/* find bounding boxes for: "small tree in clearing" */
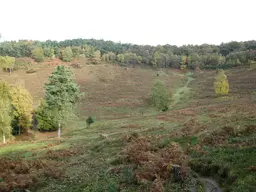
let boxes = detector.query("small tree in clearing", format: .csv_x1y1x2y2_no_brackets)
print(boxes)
151,80,170,111
214,69,229,96
86,116,94,128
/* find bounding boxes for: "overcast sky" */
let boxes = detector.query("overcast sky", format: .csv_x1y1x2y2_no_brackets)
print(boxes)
0,0,255,46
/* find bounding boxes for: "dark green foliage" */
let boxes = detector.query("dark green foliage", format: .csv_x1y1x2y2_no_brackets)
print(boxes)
86,116,94,128
36,101,58,131
36,66,82,131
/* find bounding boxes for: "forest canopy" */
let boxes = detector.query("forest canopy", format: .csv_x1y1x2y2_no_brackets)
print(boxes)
0,39,255,69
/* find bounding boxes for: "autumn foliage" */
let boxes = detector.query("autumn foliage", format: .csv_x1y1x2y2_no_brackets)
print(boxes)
214,69,229,96
123,136,189,191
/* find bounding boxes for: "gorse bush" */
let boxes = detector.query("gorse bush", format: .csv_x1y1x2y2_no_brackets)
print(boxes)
214,69,229,96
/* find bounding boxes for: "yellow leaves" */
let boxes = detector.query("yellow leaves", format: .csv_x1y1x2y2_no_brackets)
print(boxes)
181,55,187,65
0,56,15,68
0,81,12,138
214,70,229,96
0,80,10,101
9,84,33,122
180,55,187,70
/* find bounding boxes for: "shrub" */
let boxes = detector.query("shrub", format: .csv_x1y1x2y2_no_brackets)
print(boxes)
214,69,229,96
151,80,170,111
86,116,94,128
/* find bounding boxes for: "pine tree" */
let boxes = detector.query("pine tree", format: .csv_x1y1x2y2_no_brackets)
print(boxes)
36,100,59,131
151,80,170,111
214,69,229,96
40,65,81,137
0,81,12,143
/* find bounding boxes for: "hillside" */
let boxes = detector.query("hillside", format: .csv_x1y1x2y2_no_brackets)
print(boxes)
0,62,255,192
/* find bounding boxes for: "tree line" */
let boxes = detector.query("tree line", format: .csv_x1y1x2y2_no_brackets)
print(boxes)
0,39,256,69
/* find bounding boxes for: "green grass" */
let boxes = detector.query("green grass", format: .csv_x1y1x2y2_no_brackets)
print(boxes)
170,72,194,109
0,141,48,157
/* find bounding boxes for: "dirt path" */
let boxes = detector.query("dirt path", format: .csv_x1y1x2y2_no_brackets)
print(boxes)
189,178,222,192
199,178,222,192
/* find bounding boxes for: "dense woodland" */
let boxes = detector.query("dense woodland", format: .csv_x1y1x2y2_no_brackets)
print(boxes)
0,39,256,69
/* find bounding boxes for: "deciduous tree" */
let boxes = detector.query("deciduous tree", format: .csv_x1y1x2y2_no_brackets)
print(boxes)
0,56,15,74
9,84,33,134
214,69,229,96
0,81,12,143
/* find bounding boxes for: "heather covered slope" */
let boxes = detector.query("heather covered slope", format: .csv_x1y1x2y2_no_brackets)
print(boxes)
0,65,255,192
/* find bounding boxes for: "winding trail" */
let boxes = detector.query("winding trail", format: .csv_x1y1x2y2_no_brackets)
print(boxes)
189,178,222,192
199,178,222,192
170,73,194,108
170,73,222,192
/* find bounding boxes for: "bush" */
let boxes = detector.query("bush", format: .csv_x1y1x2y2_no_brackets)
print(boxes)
151,80,170,111
86,116,94,128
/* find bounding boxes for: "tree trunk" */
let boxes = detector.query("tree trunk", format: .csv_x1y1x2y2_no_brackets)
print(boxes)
19,125,21,135
3,133,6,144
57,123,61,139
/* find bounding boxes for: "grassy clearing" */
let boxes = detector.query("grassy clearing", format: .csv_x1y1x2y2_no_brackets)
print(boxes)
170,72,194,109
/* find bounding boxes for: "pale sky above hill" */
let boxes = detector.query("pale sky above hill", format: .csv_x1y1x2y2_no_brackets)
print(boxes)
0,0,255,46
